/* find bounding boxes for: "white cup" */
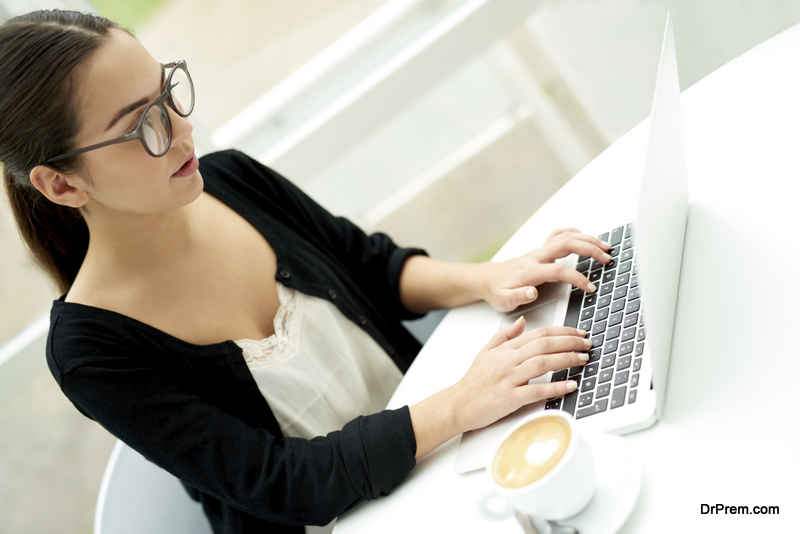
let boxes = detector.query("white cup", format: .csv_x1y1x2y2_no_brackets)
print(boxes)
476,411,595,523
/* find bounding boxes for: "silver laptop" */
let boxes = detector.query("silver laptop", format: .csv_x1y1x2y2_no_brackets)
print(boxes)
455,13,688,473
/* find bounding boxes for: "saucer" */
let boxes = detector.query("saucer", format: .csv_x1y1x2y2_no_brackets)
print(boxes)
553,432,641,534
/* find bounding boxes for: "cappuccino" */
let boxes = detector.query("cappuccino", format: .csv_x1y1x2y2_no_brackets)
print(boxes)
491,415,571,489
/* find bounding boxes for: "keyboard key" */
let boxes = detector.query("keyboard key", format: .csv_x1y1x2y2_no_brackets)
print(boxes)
608,246,620,258
628,389,637,404
614,370,630,386
594,307,609,321
601,354,616,369
562,389,579,415
576,259,591,272
588,348,602,363
581,377,597,392
611,386,627,409
623,237,634,250
591,335,604,348
603,339,618,353
551,369,568,382
590,270,603,283
633,263,638,276
608,312,623,326
618,261,632,274
581,307,595,321
578,392,594,408
576,398,609,419
626,300,640,314
584,293,598,307
637,328,647,342
602,270,616,284
606,325,621,340
598,295,612,308
625,222,634,238
633,358,642,372
613,286,628,300
635,343,645,357
583,362,599,377
620,249,634,262
591,259,604,271
616,273,630,286
611,300,626,313
598,232,610,243
564,290,583,328
545,398,562,410
616,355,632,371
624,313,639,328
619,341,634,356
604,259,617,270
579,319,593,332
569,366,583,377
609,226,624,246
599,369,614,383
629,287,641,300
600,282,614,296
621,327,636,343
631,373,640,388
631,275,639,288
596,383,611,398
592,321,607,336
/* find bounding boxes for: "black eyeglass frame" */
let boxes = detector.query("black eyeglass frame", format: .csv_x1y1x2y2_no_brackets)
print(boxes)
44,60,194,164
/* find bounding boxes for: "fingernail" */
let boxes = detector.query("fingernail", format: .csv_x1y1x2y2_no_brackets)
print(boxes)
578,352,589,361
603,253,612,260
583,338,592,348
602,241,611,248
576,329,587,337
587,282,597,292
514,315,524,324
566,380,577,391
526,287,536,299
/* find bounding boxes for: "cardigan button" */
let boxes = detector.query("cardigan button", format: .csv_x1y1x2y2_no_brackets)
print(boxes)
328,289,338,300
279,269,291,279
357,315,367,325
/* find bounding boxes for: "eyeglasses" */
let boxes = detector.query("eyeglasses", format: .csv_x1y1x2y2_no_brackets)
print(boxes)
44,60,194,164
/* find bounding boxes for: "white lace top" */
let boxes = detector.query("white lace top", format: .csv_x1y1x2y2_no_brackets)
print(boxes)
235,282,403,440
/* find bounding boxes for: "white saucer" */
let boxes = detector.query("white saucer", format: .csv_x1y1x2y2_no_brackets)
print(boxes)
555,432,641,534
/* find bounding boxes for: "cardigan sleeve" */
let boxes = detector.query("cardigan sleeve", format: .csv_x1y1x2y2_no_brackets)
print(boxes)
46,310,418,527
201,151,428,322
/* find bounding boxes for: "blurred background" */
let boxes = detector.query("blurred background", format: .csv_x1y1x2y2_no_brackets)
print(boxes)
2,0,799,532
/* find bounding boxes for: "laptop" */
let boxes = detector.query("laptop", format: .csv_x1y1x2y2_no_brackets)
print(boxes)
454,13,688,473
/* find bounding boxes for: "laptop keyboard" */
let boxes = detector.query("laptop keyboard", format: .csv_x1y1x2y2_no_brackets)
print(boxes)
544,223,645,419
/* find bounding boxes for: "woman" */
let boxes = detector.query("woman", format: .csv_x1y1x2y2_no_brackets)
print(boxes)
0,10,609,534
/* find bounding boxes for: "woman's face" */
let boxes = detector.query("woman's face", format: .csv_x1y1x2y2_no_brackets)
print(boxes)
70,29,202,216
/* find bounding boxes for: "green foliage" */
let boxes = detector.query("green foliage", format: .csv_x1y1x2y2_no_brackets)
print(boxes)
91,0,168,30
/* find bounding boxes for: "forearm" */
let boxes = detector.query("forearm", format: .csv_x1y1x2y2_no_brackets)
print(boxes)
398,255,489,314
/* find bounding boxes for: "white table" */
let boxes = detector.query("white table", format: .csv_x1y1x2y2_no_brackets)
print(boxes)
335,21,800,534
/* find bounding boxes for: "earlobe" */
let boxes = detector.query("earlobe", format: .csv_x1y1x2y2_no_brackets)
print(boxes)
29,165,89,208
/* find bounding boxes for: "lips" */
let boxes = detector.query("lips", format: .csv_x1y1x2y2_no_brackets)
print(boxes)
172,153,199,177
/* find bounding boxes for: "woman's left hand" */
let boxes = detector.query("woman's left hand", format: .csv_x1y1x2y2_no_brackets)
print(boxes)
478,227,612,312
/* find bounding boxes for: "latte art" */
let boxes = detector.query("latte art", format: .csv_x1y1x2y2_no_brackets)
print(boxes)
491,416,572,489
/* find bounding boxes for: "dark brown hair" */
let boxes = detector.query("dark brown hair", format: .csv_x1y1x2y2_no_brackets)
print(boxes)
0,9,121,294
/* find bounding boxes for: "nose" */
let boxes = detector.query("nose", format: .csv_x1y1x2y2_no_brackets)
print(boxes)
168,105,193,148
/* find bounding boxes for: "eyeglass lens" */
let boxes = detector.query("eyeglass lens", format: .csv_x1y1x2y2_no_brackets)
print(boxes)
141,65,194,156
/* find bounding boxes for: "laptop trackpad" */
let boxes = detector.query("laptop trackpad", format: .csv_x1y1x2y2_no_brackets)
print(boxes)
500,283,561,331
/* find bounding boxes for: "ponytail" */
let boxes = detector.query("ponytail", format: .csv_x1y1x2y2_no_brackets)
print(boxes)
0,10,121,294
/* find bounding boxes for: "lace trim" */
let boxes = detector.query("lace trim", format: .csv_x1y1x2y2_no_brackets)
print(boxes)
236,283,303,369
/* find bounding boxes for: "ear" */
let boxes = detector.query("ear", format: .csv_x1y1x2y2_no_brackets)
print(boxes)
29,165,90,208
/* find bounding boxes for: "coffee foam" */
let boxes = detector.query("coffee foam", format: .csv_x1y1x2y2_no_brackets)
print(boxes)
491,416,572,489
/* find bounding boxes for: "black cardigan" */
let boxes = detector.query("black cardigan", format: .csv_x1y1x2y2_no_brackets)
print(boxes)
46,150,427,533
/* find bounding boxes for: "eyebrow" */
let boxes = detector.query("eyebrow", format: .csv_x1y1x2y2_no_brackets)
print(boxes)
105,97,150,131
104,66,167,132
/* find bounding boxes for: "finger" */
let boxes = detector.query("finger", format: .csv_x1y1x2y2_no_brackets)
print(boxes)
515,378,579,405
515,350,590,381
481,315,526,352
541,235,612,264
506,326,588,350
493,286,538,313
529,263,597,294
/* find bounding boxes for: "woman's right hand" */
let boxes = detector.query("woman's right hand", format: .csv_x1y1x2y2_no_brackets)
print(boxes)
408,317,589,459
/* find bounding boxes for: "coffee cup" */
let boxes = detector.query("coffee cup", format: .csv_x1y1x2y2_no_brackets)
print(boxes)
476,411,595,522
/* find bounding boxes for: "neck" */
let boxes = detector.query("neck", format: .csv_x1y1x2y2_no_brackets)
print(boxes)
81,193,209,273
